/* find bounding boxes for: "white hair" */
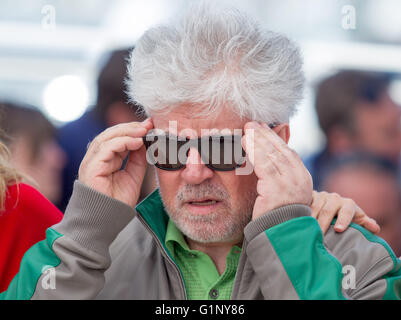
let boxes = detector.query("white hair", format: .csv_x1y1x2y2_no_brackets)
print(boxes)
126,1,305,123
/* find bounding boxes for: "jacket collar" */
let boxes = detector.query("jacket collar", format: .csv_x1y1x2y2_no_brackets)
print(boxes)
135,189,188,299
135,188,170,249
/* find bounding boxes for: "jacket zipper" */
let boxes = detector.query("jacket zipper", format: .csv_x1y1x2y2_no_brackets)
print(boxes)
137,214,188,300
230,239,248,299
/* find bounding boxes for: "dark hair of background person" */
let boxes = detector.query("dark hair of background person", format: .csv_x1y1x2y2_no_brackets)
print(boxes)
0,101,66,204
321,151,399,186
0,102,55,162
315,70,391,136
304,69,401,191
94,47,145,122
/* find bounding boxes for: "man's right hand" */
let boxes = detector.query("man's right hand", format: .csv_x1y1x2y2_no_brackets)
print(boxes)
78,118,154,207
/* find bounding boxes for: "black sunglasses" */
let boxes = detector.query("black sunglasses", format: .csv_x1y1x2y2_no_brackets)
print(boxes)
142,123,277,171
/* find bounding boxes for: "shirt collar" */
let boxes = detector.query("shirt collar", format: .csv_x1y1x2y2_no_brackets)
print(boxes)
165,219,190,258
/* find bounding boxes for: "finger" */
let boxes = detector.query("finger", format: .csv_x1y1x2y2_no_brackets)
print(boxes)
316,196,342,234
242,128,282,176
333,200,356,233
82,137,143,179
242,127,256,163
86,126,147,163
140,117,154,131
244,122,286,155
260,122,306,169
102,150,130,172
353,207,381,234
361,217,381,235
90,119,152,151
100,123,148,143
125,145,148,181
251,122,303,173
310,191,327,218
89,136,144,178
243,123,287,169
258,122,297,159
259,122,289,150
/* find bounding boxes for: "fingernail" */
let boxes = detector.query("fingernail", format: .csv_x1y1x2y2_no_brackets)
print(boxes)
247,121,260,128
372,219,381,230
335,224,344,231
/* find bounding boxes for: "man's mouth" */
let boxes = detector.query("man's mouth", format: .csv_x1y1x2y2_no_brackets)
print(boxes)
188,199,219,206
182,197,224,215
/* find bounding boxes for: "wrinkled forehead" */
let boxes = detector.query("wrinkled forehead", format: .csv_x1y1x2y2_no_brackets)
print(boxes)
151,106,249,138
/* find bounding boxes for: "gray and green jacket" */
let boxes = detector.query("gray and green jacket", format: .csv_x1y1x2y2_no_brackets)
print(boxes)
1,180,401,300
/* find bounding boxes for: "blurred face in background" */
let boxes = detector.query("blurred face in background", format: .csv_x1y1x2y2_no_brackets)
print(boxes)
353,93,401,163
0,103,67,204
10,135,66,204
323,164,401,255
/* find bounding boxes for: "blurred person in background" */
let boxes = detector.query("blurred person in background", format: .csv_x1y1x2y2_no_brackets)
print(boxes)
0,102,66,204
304,70,401,190
0,130,62,293
322,153,401,257
57,48,156,212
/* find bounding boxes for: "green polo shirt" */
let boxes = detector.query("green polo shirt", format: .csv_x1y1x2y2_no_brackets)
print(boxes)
165,220,241,300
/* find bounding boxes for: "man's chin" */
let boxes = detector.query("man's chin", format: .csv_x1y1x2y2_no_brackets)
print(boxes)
181,228,242,244
171,215,244,244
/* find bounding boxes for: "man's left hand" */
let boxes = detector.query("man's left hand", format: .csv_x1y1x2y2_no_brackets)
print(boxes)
242,121,313,220
242,121,380,236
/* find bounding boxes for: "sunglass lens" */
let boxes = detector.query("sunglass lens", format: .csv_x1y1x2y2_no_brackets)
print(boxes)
143,135,185,170
202,136,245,171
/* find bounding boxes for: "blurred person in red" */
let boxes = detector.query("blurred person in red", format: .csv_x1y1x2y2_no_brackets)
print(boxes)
0,132,63,292
0,102,67,204
322,152,401,256
57,48,156,212
304,70,401,190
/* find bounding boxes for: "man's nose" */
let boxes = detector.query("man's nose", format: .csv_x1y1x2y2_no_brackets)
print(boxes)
180,147,214,185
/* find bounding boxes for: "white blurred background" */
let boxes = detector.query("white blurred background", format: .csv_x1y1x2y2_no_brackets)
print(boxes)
1,0,401,157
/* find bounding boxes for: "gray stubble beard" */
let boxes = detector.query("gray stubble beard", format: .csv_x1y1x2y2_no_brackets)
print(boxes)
159,181,258,244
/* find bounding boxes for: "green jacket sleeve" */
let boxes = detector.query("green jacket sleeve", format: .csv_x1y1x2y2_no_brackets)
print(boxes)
243,205,401,300
0,181,135,300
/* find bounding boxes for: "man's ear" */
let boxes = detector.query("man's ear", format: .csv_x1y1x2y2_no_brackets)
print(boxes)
273,123,290,144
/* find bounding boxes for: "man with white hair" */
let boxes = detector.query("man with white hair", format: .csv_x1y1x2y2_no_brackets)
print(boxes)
2,2,399,300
